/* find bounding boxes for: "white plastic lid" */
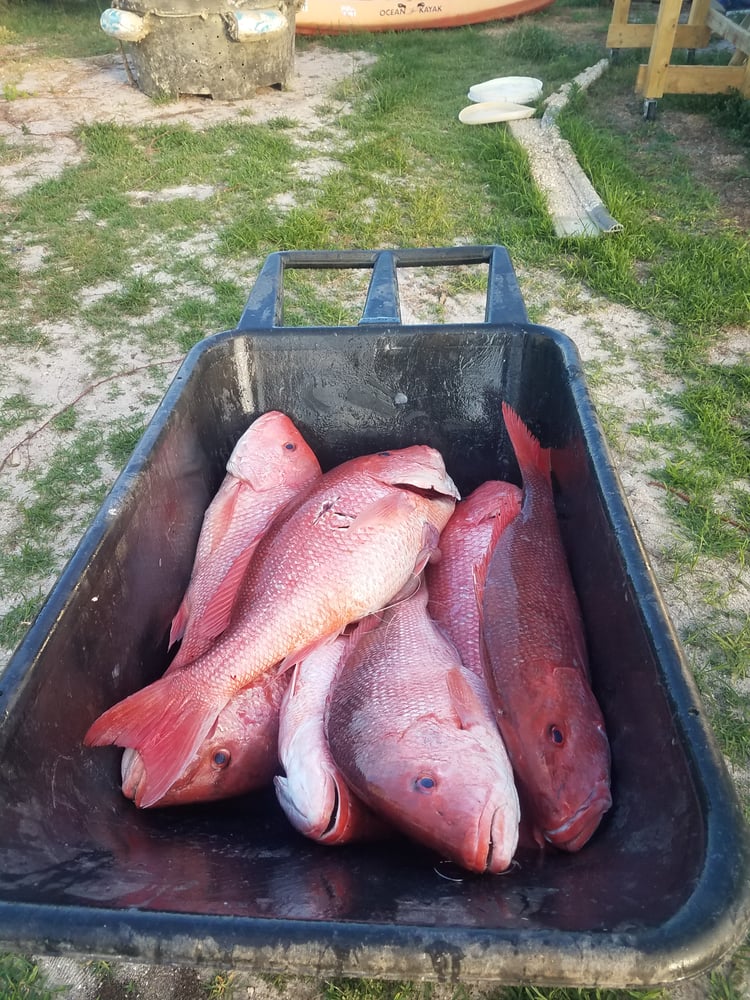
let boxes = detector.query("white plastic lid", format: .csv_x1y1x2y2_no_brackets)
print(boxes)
467,76,543,105
458,100,536,125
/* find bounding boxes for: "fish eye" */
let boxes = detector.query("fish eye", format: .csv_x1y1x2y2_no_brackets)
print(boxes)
212,749,231,769
548,725,565,746
414,775,436,793
378,451,392,457
284,442,296,451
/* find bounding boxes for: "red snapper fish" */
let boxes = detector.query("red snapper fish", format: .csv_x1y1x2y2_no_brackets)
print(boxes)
427,479,522,685
480,403,611,852
326,584,520,874
85,446,459,808
274,637,388,844
120,668,290,806
168,411,322,669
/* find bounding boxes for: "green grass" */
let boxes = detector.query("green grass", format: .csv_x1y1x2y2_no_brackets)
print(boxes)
0,953,64,999
0,393,45,433
0,0,116,57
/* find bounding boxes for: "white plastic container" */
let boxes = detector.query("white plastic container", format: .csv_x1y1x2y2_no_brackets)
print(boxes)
468,76,543,104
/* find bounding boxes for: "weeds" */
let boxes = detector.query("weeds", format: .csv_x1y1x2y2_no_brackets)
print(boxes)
205,971,236,999
0,954,63,999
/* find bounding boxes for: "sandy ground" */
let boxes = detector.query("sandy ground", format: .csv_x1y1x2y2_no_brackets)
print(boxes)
1,35,749,1000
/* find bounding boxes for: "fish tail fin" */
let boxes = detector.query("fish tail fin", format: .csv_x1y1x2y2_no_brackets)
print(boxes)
84,673,225,808
501,401,551,484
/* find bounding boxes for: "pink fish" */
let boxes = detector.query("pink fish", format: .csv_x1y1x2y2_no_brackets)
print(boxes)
326,584,520,874
120,667,290,806
274,636,388,844
168,411,322,669
480,403,611,852
85,446,459,808
427,479,522,684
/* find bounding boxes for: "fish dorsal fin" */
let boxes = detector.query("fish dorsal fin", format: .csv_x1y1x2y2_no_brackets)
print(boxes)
168,477,243,649
168,540,262,672
446,668,488,731
472,506,510,615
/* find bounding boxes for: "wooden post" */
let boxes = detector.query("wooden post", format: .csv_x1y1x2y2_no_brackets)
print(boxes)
637,0,682,99
608,0,750,102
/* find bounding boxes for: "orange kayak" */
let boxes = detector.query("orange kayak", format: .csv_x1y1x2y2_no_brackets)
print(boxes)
296,0,555,33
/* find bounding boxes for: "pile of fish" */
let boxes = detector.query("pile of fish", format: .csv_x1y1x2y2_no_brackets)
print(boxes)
84,406,612,874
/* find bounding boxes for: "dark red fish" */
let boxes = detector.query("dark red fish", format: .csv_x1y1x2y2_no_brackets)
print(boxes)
480,403,611,852
427,479,521,685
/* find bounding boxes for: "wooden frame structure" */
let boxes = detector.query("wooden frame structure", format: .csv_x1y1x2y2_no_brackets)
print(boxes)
606,0,750,116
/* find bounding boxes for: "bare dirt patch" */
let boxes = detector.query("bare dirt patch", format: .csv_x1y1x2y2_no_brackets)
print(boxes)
0,44,374,200
660,109,750,231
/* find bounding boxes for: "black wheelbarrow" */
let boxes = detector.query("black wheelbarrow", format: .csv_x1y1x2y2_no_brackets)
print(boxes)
0,245,747,988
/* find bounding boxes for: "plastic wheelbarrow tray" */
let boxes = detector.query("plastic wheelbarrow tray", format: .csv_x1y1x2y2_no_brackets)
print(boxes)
0,245,748,989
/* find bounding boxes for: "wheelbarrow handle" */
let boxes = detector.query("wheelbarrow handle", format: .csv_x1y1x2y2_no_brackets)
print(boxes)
235,245,528,331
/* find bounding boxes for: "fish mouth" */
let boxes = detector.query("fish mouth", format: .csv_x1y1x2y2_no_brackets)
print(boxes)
318,774,343,843
121,747,145,801
543,783,612,852
474,802,517,874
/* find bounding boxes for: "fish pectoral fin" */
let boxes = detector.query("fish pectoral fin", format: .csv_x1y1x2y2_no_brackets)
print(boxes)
412,522,442,576
168,597,191,650
196,475,244,562
168,477,244,648
463,481,522,528
277,630,343,676
445,667,494,729
445,668,490,731
192,539,261,641
384,573,422,608
474,500,516,602
348,491,413,532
